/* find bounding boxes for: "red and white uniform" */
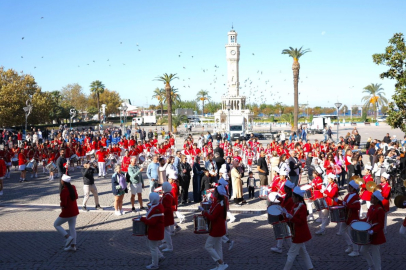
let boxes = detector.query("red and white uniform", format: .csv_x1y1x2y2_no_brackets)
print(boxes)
140,203,165,241
203,201,226,237
360,174,373,201
381,182,391,212
310,176,323,200
337,192,360,225
323,182,339,206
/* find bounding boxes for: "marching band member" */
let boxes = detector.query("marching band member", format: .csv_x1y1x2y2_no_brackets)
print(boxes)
217,177,235,250
96,147,107,178
219,167,236,223
400,217,406,239
0,156,6,195
200,186,229,270
282,186,314,270
271,180,295,254
308,167,324,221
359,190,386,270
18,148,27,182
316,173,339,235
168,172,185,230
335,180,361,257
359,165,373,217
380,172,391,234
140,192,165,270
3,145,12,178
159,182,174,252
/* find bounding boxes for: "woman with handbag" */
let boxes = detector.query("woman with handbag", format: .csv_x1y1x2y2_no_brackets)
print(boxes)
112,164,127,216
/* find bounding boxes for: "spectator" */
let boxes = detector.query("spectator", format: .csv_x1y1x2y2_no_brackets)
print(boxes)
112,164,126,215
383,133,391,144
56,148,68,191
193,156,204,202
147,155,160,193
178,154,192,205
327,127,333,140
231,159,246,205
213,141,224,158
213,152,225,176
128,157,145,211
81,161,102,211
257,150,269,186
288,150,301,186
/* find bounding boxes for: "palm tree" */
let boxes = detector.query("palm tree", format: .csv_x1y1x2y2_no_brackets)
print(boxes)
361,83,388,120
196,90,211,115
89,80,105,122
281,112,303,130
155,73,178,132
164,86,182,108
152,87,165,119
160,114,188,133
282,46,311,130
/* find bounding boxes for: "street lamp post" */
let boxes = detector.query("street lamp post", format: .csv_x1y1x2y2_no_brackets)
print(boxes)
118,106,123,132
23,99,33,136
334,102,342,143
226,104,231,141
122,104,128,136
69,109,76,129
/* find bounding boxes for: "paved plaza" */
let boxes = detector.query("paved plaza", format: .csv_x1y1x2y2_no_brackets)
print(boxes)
1,123,405,270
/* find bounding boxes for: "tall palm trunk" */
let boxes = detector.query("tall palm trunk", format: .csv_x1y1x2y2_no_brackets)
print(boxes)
292,59,300,131
166,84,172,132
202,100,205,115
160,102,163,119
97,93,101,123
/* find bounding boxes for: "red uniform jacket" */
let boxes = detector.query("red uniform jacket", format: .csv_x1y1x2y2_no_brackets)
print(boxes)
287,203,311,244
311,176,324,200
141,203,165,241
324,182,339,206
337,192,360,225
381,182,391,212
270,176,280,193
59,185,79,218
161,193,175,227
121,156,131,172
361,205,386,245
280,196,294,222
0,159,6,178
171,182,179,211
324,160,335,175
203,201,226,237
360,174,373,201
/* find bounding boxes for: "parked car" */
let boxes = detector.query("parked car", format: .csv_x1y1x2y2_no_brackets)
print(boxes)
377,115,388,122
245,133,265,140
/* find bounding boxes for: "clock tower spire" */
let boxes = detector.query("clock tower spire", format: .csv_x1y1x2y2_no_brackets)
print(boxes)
225,28,240,97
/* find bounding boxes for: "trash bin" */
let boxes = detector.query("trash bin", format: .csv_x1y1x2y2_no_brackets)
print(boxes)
375,122,379,126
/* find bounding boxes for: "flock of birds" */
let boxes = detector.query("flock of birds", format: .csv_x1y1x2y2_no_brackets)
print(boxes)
15,17,337,106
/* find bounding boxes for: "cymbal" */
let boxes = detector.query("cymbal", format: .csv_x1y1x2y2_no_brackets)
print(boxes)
394,195,406,208
350,175,360,180
366,181,377,192
355,178,365,185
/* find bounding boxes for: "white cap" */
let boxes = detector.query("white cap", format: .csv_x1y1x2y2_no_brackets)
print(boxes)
280,171,288,176
285,180,295,189
316,167,323,174
373,190,384,201
327,173,336,179
365,165,372,170
349,180,359,190
61,174,71,183
273,167,280,173
382,172,390,179
293,186,305,197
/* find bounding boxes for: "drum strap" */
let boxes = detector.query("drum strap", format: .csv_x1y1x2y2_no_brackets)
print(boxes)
147,213,164,220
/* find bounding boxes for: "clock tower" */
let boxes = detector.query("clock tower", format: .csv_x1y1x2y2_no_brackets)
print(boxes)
225,29,240,97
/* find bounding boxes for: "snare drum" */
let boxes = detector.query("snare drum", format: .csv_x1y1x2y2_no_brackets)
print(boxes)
313,198,328,211
70,154,78,163
46,162,57,172
350,221,371,245
259,185,269,200
272,221,292,239
300,184,312,200
25,159,37,172
194,214,209,234
12,158,18,166
267,192,280,206
200,201,212,211
329,206,346,223
267,205,282,224
205,188,215,201
132,218,148,236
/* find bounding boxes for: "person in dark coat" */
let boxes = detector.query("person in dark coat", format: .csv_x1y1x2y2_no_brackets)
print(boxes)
192,156,204,203
178,154,192,204
213,152,225,175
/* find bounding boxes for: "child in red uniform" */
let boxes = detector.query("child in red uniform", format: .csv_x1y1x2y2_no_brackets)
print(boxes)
168,172,185,230
335,180,361,256
317,173,339,235
282,186,314,270
271,180,295,254
307,168,324,221
159,182,174,252
18,148,27,182
359,165,373,217
0,157,6,195
380,172,391,234
201,187,229,270
141,192,165,270
359,190,386,270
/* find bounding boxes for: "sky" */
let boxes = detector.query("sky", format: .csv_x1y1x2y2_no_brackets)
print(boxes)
1,0,405,110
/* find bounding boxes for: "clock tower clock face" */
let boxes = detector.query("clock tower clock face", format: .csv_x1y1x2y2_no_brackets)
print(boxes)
230,50,236,55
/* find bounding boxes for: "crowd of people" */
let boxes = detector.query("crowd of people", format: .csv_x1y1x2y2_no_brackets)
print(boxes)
1,125,406,270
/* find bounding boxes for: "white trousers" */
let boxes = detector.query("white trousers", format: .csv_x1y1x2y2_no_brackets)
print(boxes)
276,237,292,249
399,224,406,238
54,216,77,245
359,200,371,217
227,211,235,221
83,184,99,206
147,239,163,266
339,223,359,251
360,244,381,270
205,236,223,262
221,221,229,243
98,162,106,176
175,211,185,220
306,202,314,217
283,242,313,270
320,209,330,230
163,226,173,249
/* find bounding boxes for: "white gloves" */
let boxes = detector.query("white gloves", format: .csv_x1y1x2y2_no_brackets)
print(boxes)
198,206,204,211
368,230,374,235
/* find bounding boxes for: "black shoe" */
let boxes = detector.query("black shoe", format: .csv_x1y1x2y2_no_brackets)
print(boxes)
181,202,187,205
140,206,146,210
132,207,136,212
82,206,89,212
95,204,103,210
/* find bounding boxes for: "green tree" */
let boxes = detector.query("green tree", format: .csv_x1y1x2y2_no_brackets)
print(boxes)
60,83,88,112
282,46,311,130
155,73,178,132
160,114,188,133
205,102,221,114
373,33,406,131
361,83,388,120
281,113,295,130
152,87,165,118
89,80,105,122
163,86,181,112
88,88,121,119
175,100,198,111
196,90,211,115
